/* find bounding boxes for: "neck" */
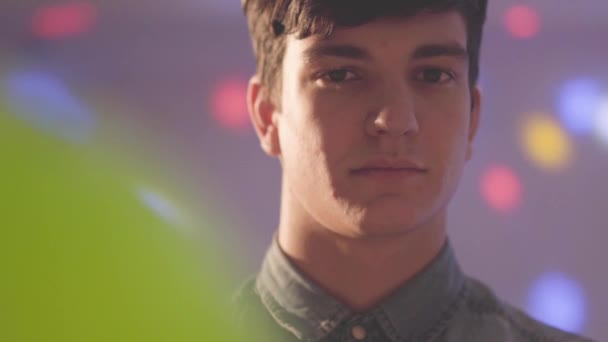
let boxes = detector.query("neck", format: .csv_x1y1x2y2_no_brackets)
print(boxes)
277,186,447,312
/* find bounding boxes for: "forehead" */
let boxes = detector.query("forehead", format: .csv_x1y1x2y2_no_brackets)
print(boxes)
285,11,467,60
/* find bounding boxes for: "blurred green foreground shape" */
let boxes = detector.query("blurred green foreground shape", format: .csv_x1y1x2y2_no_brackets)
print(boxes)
0,108,264,341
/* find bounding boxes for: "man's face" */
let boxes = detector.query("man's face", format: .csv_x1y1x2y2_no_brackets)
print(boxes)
271,11,480,238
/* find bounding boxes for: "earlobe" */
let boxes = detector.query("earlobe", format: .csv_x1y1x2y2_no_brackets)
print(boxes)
466,87,482,161
247,76,281,157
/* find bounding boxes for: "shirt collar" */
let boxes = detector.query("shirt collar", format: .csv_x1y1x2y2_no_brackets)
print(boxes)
255,237,466,341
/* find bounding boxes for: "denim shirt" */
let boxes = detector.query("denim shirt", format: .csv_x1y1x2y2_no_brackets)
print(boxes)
233,239,594,342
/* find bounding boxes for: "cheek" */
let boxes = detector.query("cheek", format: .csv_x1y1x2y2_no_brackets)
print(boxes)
418,91,471,143
416,95,471,178
303,89,365,154
279,93,339,177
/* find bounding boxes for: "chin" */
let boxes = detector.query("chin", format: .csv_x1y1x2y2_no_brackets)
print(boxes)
349,207,425,238
331,194,437,238
356,219,419,238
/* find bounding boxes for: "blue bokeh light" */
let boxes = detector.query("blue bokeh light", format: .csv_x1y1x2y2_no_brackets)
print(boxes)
593,97,608,147
526,272,587,333
3,70,96,142
137,187,188,230
557,78,602,136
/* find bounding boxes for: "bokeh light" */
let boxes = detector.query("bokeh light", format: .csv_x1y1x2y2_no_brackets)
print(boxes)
558,78,603,136
0,1,605,339
210,77,250,132
3,70,96,142
526,272,587,333
504,5,541,39
137,187,188,229
592,97,608,147
521,114,572,171
31,2,97,39
481,164,522,213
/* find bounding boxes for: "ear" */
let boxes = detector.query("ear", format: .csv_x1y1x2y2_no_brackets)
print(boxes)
466,86,482,161
247,75,281,157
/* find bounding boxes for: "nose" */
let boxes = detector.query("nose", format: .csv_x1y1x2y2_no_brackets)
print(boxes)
365,83,419,137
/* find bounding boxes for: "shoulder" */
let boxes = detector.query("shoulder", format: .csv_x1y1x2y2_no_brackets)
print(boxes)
444,276,595,342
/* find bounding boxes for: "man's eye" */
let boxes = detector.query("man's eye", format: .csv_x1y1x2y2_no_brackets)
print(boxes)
416,68,455,84
321,69,358,83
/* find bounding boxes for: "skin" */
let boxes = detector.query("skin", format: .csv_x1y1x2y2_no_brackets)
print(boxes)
247,11,481,312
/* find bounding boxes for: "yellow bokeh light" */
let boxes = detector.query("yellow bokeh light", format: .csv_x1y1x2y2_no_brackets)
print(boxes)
521,114,572,171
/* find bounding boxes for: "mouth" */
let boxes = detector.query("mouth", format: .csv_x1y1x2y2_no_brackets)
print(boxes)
350,157,428,180
351,167,426,177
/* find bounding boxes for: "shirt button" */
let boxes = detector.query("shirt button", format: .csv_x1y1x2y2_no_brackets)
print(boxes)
351,325,367,340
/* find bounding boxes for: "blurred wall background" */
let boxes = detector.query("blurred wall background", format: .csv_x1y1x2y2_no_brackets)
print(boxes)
0,1,606,340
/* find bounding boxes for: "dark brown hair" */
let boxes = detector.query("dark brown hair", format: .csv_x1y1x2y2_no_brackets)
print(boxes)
242,0,488,104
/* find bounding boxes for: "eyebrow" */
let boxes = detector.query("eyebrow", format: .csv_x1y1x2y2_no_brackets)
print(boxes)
412,43,468,60
302,44,372,63
302,42,468,63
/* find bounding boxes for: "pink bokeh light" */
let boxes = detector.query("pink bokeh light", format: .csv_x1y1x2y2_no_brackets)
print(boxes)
504,5,541,39
211,77,251,132
481,165,523,213
31,2,97,40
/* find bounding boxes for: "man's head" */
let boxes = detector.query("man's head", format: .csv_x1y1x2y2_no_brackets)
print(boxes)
243,0,488,238
243,0,487,105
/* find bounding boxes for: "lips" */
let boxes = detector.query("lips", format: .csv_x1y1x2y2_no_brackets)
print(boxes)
351,158,427,174
351,168,425,178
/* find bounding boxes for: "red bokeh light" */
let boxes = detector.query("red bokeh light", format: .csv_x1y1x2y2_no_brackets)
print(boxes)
211,78,251,132
504,5,540,39
481,165,522,213
31,2,97,40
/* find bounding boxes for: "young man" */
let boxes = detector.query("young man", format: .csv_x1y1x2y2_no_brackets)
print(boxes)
235,1,593,341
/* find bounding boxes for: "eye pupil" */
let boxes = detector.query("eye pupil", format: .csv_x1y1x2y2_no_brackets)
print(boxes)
328,70,347,82
423,69,443,82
